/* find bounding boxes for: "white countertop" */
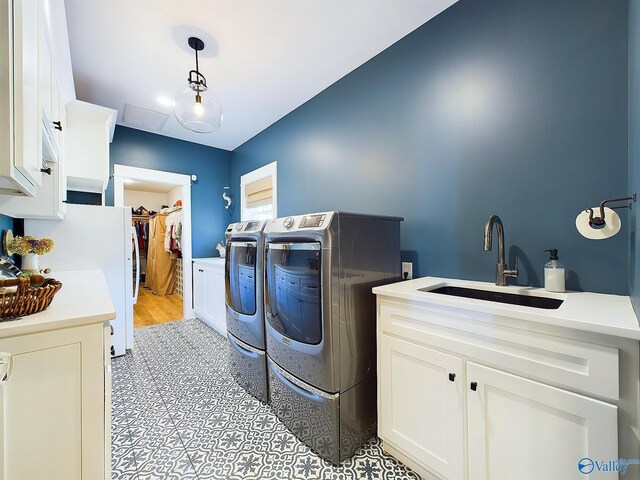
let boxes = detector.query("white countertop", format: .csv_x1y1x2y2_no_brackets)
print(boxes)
193,257,225,266
0,269,115,338
373,276,640,340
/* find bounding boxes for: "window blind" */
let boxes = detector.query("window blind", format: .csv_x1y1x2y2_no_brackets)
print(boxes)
245,176,273,208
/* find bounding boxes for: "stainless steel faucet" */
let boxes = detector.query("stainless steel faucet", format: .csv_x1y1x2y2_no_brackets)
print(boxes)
484,215,518,286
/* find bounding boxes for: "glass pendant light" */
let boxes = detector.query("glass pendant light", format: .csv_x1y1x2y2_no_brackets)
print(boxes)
174,37,223,133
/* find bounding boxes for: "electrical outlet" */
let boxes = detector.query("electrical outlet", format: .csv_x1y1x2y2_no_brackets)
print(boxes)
402,262,413,280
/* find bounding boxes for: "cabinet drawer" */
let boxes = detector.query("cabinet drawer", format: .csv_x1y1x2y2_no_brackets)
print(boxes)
378,300,619,402
301,280,319,294
285,274,300,289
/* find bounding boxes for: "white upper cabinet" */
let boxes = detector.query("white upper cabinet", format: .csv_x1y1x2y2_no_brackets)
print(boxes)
0,0,43,196
0,0,69,217
65,100,117,195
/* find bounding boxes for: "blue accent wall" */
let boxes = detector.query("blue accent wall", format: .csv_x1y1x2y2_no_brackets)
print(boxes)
629,0,640,313
106,126,232,258
231,0,629,295
0,215,13,237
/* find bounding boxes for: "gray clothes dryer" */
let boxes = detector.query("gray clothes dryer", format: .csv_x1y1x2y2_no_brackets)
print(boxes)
263,211,403,464
225,220,268,402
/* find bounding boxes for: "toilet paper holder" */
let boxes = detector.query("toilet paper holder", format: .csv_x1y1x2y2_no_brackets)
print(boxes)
587,193,637,228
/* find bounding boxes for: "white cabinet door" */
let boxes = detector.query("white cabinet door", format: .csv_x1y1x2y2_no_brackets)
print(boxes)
12,0,42,189
379,334,464,480
193,262,226,335
0,323,106,480
203,265,216,320
193,263,205,315
103,324,112,480
467,362,618,480
0,160,65,218
38,15,52,124
211,265,226,328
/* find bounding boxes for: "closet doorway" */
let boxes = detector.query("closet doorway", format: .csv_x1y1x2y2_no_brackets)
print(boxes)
113,165,194,331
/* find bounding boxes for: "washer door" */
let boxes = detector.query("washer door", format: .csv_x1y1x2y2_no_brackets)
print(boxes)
265,242,322,345
225,240,265,349
265,241,337,392
226,241,258,315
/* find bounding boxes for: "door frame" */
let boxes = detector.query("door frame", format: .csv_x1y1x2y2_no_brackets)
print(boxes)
112,164,194,327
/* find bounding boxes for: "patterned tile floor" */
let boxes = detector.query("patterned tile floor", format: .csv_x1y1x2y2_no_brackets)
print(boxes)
112,318,420,480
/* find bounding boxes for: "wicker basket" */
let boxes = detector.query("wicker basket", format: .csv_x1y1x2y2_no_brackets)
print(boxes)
0,277,62,319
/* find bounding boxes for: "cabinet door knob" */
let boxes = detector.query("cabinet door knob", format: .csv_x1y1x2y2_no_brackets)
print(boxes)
110,345,115,356
110,325,114,336
449,373,456,382
53,121,62,131
470,381,478,391
40,167,52,175
0,352,13,384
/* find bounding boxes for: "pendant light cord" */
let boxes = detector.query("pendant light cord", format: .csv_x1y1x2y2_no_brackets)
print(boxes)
194,46,200,77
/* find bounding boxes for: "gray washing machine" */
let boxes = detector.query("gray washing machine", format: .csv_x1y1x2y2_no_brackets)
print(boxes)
225,220,267,402
263,211,403,464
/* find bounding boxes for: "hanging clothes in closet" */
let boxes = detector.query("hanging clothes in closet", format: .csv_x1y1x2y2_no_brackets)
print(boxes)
164,209,183,258
132,212,150,282
145,213,177,296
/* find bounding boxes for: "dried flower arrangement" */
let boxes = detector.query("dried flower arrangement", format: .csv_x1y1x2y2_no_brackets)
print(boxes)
8,236,55,256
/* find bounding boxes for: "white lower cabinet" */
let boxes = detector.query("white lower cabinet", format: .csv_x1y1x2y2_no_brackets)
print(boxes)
379,335,464,480
0,321,109,479
466,363,617,480
193,259,226,335
378,318,619,480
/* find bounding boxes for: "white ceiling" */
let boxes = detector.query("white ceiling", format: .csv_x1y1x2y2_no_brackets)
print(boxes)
64,0,457,151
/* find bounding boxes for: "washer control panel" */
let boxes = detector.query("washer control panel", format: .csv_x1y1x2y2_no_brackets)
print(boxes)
299,214,326,228
283,217,295,229
265,212,334,234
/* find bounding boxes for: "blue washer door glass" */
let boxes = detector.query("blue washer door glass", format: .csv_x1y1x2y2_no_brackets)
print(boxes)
265,242,322,345
225,241,257,315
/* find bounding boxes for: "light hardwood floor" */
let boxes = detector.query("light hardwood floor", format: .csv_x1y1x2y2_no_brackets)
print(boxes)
134,287,184,328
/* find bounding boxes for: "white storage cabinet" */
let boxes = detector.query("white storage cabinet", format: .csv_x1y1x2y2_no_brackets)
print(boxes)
193,258,226,335
376,297,625,480
65,100,116,194
0,270,114,480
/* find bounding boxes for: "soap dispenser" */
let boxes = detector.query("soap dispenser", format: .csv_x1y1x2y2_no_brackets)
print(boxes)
544,249,565,293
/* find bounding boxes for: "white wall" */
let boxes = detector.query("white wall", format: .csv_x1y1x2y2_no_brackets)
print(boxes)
123,189,169,212
167,186,182,208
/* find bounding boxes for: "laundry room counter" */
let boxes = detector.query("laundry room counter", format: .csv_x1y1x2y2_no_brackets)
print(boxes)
193,257,225,267
0,269,115,338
